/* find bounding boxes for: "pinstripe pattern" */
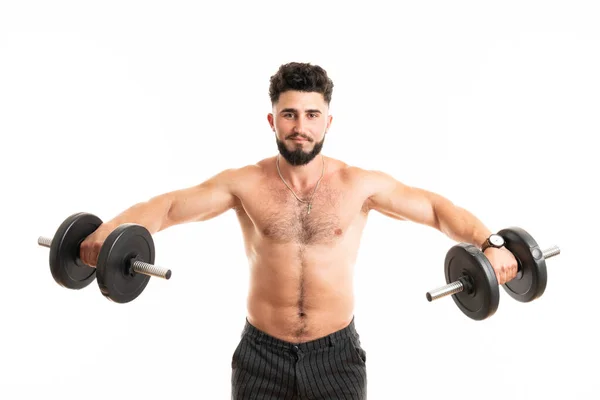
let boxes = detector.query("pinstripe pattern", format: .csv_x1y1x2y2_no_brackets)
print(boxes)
231,317,367,399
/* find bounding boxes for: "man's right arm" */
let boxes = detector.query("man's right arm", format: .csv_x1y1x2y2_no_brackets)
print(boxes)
80,168,240,266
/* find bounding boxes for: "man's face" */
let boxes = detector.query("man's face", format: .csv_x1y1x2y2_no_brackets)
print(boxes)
268,90,333,166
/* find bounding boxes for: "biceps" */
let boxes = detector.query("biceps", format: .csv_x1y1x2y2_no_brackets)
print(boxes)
401,187,440,226
371,184,439,227
166,183,236,226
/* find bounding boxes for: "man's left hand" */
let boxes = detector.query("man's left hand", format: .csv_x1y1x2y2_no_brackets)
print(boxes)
483,247,518,285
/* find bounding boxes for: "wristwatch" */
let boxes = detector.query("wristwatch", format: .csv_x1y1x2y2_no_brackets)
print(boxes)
481,233,505,252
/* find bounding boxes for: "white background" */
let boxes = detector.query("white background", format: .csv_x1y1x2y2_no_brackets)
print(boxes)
1,1,598,399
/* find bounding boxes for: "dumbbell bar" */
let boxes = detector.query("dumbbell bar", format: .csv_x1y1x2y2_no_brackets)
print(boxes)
39,212,171,303
37,237,170,280
425,227,560,320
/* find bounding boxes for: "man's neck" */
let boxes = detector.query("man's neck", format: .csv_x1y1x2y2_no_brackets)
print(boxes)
277,154,325,189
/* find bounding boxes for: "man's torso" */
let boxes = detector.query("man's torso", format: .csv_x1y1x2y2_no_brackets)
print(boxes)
228,156,376,342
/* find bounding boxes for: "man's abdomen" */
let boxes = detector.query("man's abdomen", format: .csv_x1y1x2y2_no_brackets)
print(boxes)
246,258,355,343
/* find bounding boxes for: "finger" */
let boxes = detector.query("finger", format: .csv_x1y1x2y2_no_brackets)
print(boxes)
81,243,91,266
83,246,92,267
79,245,87,266
85,244,96,267
89,244,100,267
500,266,507,285
94,242,104,266
509,265,517,281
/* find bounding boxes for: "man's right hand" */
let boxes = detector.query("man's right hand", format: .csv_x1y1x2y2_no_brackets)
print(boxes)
80,227,113,267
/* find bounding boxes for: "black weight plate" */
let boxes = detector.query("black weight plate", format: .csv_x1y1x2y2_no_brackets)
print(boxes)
96,224,154,304
498,227,547,303
49,212,102,289
445,243,500,321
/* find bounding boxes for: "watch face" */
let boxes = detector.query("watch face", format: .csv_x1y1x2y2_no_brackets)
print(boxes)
490,234,505,247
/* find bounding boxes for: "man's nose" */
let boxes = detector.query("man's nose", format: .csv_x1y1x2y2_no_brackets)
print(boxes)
293,116,306,133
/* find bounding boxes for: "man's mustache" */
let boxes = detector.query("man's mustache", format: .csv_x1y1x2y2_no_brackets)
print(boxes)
288,134,311,141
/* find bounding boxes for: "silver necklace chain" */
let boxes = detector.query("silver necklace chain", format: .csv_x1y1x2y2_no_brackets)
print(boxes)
276,153,325,215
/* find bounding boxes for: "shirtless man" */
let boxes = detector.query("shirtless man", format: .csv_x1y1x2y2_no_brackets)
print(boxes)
79,62,518,400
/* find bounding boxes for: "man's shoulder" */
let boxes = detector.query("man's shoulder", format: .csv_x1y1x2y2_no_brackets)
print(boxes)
222,160,268,183
337,164,399,199
338,163,374,182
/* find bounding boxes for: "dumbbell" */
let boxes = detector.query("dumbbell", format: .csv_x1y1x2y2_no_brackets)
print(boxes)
425,227,560,320
38,212,172,303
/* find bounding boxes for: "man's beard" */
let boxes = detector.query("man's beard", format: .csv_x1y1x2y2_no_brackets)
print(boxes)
276,135,325,166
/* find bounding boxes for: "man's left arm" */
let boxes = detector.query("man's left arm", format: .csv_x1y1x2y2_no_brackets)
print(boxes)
364,169,518,284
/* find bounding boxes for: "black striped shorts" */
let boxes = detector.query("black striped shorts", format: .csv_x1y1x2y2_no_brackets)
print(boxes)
231,317,367,399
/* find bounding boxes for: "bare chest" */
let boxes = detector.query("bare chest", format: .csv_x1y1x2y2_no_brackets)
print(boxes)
237,182,368,245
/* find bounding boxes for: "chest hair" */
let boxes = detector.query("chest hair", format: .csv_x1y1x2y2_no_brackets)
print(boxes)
259,183,345,245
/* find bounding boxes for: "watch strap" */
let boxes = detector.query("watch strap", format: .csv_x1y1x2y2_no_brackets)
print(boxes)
481,237,492,252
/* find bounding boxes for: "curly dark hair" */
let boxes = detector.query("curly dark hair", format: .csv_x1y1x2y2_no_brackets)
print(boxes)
268,62,334,105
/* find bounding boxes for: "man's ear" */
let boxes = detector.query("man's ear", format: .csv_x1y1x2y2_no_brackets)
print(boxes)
267,113,275,131
326,115,333,133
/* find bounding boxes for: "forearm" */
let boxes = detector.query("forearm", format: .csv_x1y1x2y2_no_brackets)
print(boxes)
100,194,173,234
433,198,492,249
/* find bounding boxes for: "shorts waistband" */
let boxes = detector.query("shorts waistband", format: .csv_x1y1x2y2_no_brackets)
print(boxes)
241,316,359,352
